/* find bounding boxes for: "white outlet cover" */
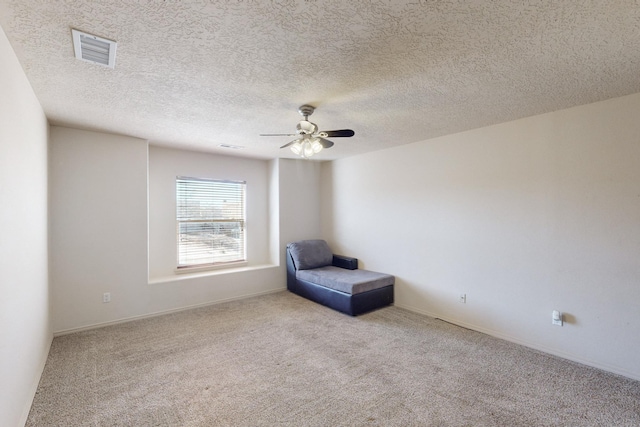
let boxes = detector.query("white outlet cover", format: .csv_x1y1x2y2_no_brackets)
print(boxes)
552,310,562,326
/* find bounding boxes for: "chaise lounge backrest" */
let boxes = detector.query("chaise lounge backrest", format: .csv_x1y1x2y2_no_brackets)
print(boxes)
287,239,333,270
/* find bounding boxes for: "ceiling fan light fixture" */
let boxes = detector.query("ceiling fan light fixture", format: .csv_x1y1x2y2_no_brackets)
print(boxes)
311,138,323,154
290,136,323,159
290,139,303,156
302,140,315,158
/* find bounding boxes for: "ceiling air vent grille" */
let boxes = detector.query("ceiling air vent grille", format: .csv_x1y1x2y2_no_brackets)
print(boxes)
71,29,117,68
218,144,245,150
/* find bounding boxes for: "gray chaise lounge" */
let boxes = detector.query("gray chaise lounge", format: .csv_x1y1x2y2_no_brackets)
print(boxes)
286,239,394,315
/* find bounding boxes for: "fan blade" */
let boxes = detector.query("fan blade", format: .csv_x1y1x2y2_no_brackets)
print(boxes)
321,129,354,138
260,133,297,137
318,137,334,149
280,139,299,149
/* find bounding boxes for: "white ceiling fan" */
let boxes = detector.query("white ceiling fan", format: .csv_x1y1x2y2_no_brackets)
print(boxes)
260,105,355,158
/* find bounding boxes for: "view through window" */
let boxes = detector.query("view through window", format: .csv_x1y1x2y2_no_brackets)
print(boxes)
176,177,246,268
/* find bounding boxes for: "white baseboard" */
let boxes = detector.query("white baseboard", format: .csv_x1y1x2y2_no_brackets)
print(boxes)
54,287,286,337
395,302,640,382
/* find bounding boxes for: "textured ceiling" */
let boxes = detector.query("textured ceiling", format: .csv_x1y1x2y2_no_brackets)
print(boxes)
1,1,640,160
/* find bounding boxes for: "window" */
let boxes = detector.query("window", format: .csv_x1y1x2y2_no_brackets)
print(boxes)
176,177,246,269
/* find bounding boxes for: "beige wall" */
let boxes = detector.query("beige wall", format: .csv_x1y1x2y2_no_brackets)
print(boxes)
0,27,51,427
49,128,322,334
322,92,640,380
148,146,272,279
278,159,323,247
49,127,150,332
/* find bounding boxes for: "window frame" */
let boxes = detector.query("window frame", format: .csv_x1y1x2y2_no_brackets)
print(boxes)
175,176,247,271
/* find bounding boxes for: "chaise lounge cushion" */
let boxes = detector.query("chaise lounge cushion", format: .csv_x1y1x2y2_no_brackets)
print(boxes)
288,239,333,270
296,266,394,295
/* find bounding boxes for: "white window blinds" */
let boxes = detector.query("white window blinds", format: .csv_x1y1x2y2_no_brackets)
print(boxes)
176,177,246,268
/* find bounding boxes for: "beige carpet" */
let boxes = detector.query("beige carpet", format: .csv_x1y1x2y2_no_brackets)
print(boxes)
27,291,640,426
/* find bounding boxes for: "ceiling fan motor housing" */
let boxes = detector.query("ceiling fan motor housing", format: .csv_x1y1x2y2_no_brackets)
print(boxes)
296,120,318,135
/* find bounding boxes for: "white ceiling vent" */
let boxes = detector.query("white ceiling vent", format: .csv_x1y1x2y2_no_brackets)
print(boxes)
71,29,117,68
218,144,245,150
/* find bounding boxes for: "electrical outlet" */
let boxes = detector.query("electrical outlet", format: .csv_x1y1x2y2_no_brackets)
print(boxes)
459,293,466,304
103,292,111,303
552,310,562,326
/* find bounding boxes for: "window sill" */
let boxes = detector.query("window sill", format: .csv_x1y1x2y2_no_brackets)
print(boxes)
175,261,248,274
148,263,278,285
